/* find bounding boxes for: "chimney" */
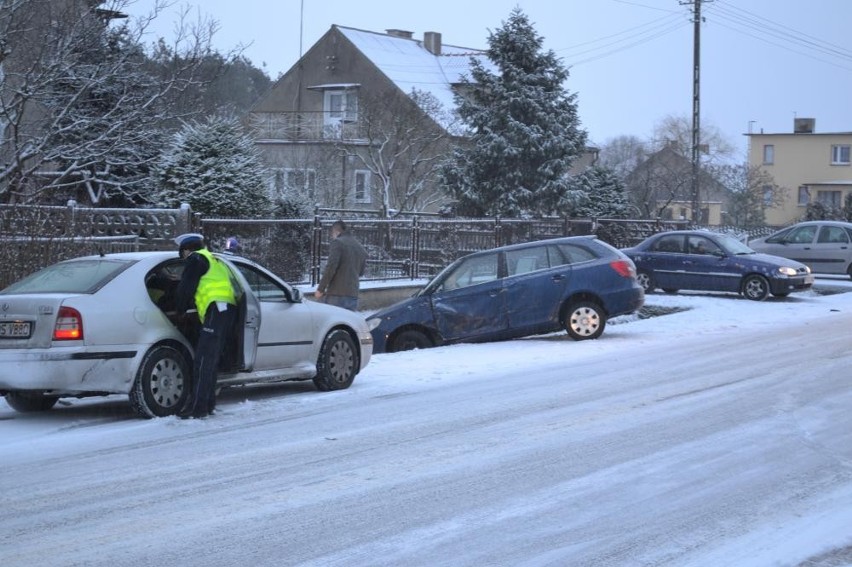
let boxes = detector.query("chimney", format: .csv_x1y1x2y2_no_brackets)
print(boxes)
794,117,815,134
386,29,413,39
424,31,442,55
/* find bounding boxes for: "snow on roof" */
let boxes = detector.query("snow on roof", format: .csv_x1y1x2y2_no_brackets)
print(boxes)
307,83,362,90
336,25,492,116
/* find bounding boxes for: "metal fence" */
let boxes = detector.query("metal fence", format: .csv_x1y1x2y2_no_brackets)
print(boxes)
201,213,693,285
0,200,699,289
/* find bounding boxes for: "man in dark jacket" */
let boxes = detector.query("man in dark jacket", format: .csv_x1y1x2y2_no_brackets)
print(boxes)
173,233,238,418
315,220,367,311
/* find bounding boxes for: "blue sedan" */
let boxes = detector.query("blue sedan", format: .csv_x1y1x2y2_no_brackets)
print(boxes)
622,230,813,301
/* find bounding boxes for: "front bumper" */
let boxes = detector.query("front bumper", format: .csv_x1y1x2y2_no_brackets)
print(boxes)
770,274,814,294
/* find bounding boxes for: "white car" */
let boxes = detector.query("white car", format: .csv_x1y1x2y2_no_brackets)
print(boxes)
0,251,373,418
749,220,852,278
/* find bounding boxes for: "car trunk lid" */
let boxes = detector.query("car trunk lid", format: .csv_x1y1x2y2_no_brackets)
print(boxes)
0,295,81,349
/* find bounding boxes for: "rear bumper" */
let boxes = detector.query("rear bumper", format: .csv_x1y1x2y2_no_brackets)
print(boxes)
0,347,142,395
605,286,645,316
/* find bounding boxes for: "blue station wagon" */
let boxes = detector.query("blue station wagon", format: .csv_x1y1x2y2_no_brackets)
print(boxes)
366,236,644,353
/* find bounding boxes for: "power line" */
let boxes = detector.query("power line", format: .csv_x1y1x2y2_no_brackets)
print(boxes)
712,1,852,61
555,11,690,66
706,1,852,71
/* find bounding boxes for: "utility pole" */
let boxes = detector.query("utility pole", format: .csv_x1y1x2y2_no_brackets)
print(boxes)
680,0,712,224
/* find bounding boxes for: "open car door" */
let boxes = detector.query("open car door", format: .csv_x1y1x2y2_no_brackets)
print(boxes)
219,257,260,372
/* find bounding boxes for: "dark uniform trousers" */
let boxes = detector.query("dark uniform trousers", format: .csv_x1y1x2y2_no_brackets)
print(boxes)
184,303,237,416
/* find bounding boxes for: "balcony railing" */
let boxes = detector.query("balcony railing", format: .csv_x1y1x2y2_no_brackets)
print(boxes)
249,111,365,142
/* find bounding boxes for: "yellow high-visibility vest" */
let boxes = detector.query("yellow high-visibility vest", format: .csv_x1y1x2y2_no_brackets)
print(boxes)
193,248,236,321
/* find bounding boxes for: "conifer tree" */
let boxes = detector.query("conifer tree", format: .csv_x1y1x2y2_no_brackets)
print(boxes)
441,8,587,218
156,116,271,217
572,166,630,219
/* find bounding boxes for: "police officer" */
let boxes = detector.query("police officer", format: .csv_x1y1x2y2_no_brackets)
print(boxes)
173,233,238,418
223,236,241,255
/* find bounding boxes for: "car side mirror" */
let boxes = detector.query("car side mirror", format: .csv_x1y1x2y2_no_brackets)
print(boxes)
291,288,303,303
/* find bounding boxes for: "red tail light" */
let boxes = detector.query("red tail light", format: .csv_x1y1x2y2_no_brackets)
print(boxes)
54,306,84,341
609,259,637,278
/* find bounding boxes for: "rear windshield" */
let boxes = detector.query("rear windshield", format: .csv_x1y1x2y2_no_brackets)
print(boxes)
1,259,134,294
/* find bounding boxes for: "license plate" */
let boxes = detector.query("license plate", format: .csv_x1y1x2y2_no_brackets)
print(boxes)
0,321,32,338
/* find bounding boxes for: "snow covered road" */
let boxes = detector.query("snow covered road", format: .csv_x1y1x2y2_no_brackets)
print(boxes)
2,285,852,566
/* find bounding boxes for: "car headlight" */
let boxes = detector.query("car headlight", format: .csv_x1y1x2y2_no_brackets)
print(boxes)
367,317,382,331
777,266,798,277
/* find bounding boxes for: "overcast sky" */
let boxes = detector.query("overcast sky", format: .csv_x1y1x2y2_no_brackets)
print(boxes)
123,0,852,157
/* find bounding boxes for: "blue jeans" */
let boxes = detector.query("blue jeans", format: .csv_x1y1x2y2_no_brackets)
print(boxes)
323,294,358,311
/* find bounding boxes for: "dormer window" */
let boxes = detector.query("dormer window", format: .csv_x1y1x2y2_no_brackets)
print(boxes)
308,83,360,138
325,90,358,124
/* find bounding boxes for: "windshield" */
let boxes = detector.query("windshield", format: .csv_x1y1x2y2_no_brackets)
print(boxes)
1,259,134,294
717,234,755,255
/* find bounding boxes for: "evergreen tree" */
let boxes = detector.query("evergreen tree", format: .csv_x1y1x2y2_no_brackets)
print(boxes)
0,0,266,206
441,8,587,218
843,194,852,222
156,116,271,217
572,166,630,219
45,22,165,206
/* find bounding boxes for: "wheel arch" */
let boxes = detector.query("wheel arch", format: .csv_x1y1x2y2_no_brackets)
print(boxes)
129,340,193,418
739,271,771,289
559,292,606,323
386,324,441,350
326,324,362,371
739,272,772,300
147,338,193,368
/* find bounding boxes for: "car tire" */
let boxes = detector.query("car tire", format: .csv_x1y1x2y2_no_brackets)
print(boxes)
313,329,358,391
742,274,770,301
4,391,59,412
564,301,606,340
129,345,191,418
389,329,433,352
636,271,655,292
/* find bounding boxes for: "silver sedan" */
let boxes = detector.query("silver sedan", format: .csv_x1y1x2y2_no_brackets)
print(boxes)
748,220,852,278
0,251,373,418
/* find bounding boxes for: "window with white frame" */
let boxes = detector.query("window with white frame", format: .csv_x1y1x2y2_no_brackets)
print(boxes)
267,168,316,197
762,144,774,165
797,185,810,206
354,170,371,203
763,185,774,206
831,145,850,165
324,90,358,134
